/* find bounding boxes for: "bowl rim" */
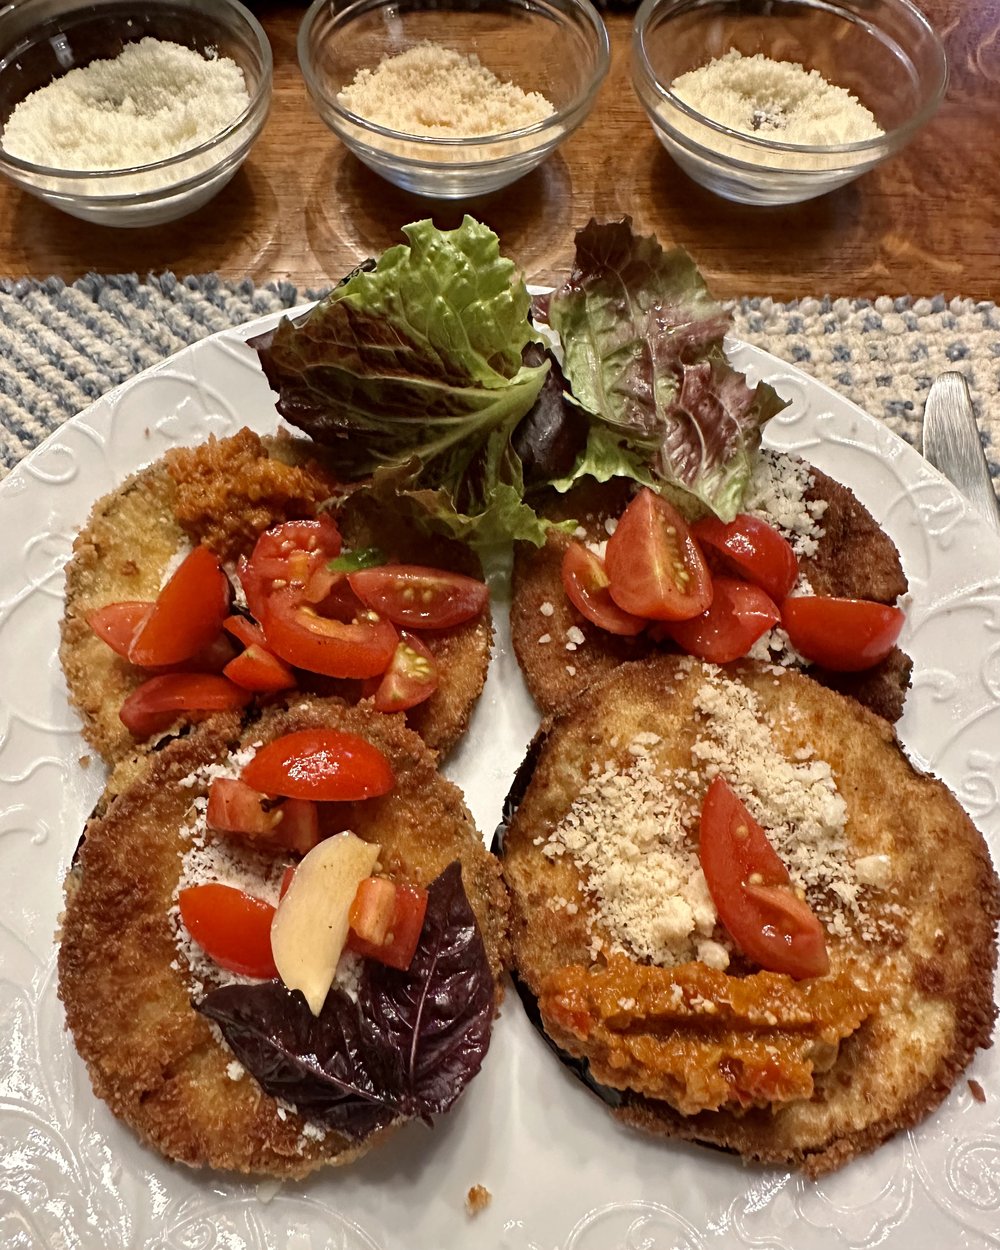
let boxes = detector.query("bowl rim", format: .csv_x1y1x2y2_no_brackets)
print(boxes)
297,0,611,150
0,0,273,181
631,0,949,156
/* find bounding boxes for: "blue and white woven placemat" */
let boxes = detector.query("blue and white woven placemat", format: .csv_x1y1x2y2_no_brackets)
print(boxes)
1,274,998,488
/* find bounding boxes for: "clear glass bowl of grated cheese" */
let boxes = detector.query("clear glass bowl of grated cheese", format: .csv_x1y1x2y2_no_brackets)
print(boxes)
0,0,272,227
632,0,947,206
299,0,610,199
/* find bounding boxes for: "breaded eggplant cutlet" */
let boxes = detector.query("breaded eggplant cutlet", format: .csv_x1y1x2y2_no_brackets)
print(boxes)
60,428,492,765
511,452,912,724
58,698,509,1177
500,655,999,1176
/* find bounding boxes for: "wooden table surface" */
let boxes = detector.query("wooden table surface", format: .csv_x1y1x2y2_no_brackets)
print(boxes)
1,0,998,300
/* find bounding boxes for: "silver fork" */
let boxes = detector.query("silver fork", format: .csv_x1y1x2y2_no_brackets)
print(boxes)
921,372,1000,535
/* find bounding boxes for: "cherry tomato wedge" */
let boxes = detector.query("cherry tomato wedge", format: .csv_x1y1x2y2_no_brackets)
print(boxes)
178,883,278,979
223,644,297,693
605,489,713,621
118,673,252,739
208,777,281,836
262,589,398,679
665,577,780,664
348,565,489,630
561,543,646,636
87,601,152,658
692,514,799,604
699,777,829,979
347,878,429,970
128,546,231,667
242,728,394,801
781,597,905,671
373,632,439,713
223,614,267,650
245,515,342,592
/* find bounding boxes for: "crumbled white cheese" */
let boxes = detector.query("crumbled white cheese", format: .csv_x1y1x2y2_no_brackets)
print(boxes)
537,633,551,645
743,448,827,558
227,1060,246,1081
854,853,892,888
539,601,555,617
544,739,721,967
566,626,585,646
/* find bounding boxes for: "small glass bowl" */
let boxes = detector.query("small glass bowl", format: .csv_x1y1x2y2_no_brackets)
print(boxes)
299,0,610,199
0,0,272,227
632,0,947,206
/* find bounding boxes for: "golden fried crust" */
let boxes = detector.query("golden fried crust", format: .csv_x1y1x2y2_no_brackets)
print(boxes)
60,434,491,765
510,462,911,723
501,656,999,1176
58,699,509,1178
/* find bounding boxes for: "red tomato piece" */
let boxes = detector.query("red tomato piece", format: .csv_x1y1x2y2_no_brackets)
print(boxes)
87,601,153,658
128,547,231,667
347,876,397,946
262,589,398,679
665,577,780,664
223,614,268,650
692,514,799,604
781,597,905,671
207,777,280,835
118,673,252,739
184,633,238,674
347,879,429,970
273,798,321,855
242,728,394,801
237,555,270,625
348,565,489,630
373,632,439,713
246,515,343,593
223,644,297,693
178,883,278,979
605,489,713,621
561,543,647,636
699,777,829,979
279,864,296,899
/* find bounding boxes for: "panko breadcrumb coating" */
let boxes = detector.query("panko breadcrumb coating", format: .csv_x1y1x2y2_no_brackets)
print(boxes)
501,656,999,1176
58,699,509,1177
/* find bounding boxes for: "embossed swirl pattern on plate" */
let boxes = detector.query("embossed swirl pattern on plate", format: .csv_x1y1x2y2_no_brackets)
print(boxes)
0,321,997,1249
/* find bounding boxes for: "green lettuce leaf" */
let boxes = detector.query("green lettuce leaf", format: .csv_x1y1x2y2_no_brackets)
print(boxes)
548,219,788,520
252,217,549,546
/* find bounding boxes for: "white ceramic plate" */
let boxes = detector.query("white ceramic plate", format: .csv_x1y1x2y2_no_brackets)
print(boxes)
2,312,999,1250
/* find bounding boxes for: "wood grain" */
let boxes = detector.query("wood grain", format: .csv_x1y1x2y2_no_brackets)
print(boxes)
1,1,997,299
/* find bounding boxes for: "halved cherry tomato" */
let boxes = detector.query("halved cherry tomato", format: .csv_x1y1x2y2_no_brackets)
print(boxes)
223,614,268,650
348,565,489,630
279,864,296,899
223,644,297,693
699,777,829,979
347,878,428,970
665,577,779,664
237,555,270,625
692,514,799,604
561,543,646,636
128,547,231,667
245,515,343,593
119,673,252,739
373,632,439,713
781,597,905,671
87,601,152,658
261,588,398,679
605,489,713,621
242,728,394,801
178,883,278,979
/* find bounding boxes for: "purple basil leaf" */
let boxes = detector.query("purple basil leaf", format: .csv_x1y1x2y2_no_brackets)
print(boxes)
360,861,496,1117
194,862,496,1137
195,981,403,1140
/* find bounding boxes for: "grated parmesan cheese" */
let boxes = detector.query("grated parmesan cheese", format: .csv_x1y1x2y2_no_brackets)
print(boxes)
337,42,554,139
1,38,250,171
671,50,883,146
